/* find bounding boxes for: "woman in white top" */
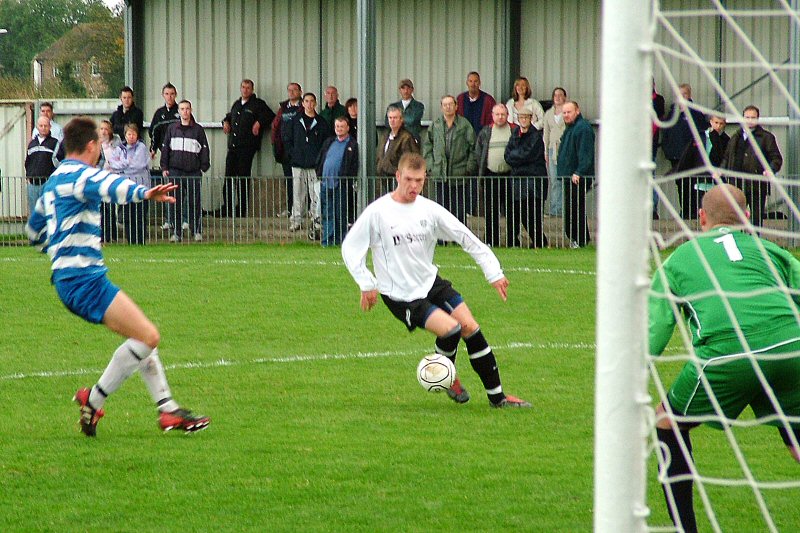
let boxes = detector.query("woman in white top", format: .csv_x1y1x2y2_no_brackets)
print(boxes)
543,87,567,216
109,124,151,244
505,77,545,130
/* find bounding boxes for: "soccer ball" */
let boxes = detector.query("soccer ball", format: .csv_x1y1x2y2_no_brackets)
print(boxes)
416,354,456,392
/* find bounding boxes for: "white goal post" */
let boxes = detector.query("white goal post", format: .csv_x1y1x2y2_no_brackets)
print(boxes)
594,0,653,531
596,1,800,531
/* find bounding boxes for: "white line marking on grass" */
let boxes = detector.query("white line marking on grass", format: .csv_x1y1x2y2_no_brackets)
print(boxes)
0,341,595,381
1,255,595,276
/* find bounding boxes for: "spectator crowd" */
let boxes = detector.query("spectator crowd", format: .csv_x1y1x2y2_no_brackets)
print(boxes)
25,76,781,248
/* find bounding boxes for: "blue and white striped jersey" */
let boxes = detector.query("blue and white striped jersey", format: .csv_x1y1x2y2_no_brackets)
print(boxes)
26,159,148,281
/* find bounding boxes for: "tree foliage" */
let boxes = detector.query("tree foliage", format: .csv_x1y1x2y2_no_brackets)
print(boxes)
0,76,87,99
57,61,88,97
100,35,126,97
0,0,116,79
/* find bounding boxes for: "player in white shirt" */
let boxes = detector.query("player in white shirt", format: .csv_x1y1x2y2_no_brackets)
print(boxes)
342,153,531,408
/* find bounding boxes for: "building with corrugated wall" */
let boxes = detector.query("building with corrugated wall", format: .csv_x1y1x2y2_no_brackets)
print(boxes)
126,0,791,177
0,1,791,218
126,0,520,178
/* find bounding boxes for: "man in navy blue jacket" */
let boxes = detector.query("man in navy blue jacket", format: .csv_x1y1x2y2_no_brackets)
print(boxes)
283,92,332,232
661,84,708,218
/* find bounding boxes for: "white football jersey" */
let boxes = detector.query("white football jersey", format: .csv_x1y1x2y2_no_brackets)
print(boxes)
342,194,503,302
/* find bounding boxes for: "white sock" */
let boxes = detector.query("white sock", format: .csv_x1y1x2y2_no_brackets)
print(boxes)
138,349,179,413
90,338,153,409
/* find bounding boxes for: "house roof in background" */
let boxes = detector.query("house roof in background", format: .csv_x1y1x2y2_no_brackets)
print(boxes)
34,22,122,63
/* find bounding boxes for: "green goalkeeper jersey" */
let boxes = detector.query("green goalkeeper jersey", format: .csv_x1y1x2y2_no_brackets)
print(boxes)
649,226,800,357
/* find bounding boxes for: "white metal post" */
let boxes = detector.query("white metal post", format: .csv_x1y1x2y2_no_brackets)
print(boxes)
594,0,652,531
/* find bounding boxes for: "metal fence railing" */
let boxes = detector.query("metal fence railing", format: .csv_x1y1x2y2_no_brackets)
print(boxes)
2,174,606,248
0,173,649,248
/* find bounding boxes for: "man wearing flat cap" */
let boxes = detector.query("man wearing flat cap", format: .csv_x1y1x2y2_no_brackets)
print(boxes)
387,78,425,141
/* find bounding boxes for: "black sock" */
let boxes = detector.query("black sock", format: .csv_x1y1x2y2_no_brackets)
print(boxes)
435,324,461,365
657,427,697,533
464,329,504,404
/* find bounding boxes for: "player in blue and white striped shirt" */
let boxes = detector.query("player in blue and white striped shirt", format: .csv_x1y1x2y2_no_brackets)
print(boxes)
26,116,210,437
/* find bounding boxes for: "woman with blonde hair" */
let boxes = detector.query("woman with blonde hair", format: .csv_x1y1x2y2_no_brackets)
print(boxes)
505,77,545,130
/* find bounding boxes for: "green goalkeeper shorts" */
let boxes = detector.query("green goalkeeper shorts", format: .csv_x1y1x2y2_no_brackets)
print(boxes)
667,338,800,429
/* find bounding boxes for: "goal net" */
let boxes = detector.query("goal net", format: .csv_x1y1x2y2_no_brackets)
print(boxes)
595,1,800,532
646,2,800,532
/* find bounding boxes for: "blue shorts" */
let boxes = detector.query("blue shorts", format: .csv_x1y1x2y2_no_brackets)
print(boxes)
54,272,120,324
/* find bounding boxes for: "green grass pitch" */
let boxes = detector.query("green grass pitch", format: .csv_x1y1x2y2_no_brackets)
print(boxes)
0,244,798,531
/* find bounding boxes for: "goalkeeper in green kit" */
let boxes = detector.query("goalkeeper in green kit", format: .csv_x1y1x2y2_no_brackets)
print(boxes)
649,184,800,533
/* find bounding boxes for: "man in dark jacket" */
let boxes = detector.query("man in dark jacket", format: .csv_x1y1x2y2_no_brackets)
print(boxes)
457,71,497,218
475,104,515,247
320,86,347,127
283,92,332,232
316,116,359,246
674,114,730,219
161,100,211,242
660,84,707,219
661,84,708,172
503,105,548,248
149,83,180,159
721,105,783,227
651,81,666,219
221,79,276,217
25,116,64,215
110,86,145,139
652,82,666,161
457,71,497,136
148,82,183,232
271,82,303,216
559,101,595,248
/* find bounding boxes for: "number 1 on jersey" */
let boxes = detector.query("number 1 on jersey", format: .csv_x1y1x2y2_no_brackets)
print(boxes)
714,233,743,262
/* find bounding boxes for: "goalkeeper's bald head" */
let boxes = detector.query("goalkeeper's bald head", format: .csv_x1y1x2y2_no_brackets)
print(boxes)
700,184,749,230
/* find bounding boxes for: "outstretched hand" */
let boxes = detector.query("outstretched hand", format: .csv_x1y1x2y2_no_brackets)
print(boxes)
145,183,178,203
492,277,509,301
360,290,378,311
